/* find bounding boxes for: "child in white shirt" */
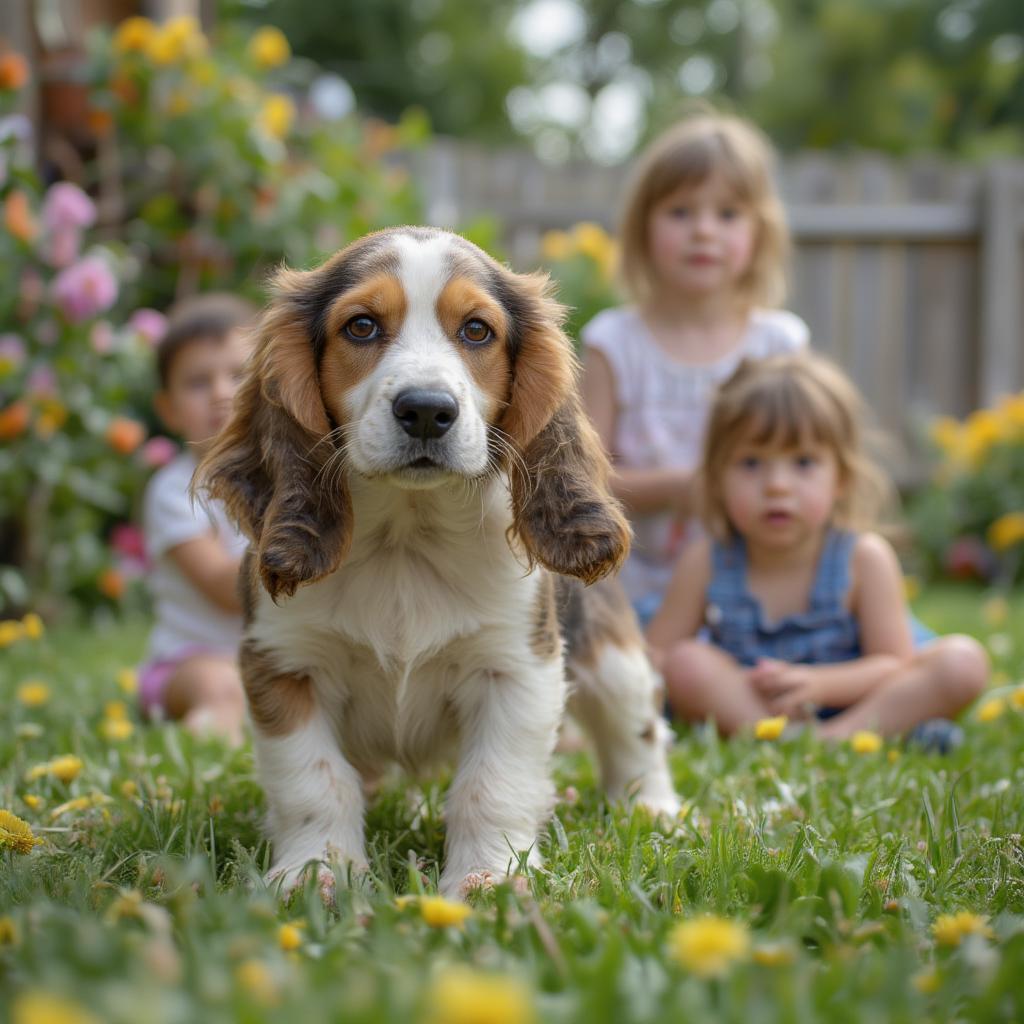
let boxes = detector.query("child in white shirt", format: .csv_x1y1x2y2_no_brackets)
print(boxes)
139,294,255,744
581,109,808,623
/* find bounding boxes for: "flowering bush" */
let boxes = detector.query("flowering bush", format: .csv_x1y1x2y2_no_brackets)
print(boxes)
0,64,163,616
538,222,619,344
909,393,1024,585
87,16,425,310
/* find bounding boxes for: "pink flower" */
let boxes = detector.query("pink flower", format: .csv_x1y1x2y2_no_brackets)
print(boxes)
944,536,995,582
140,435,177,468
42,182,96,232
51,256,118,322
129,308,168,346
45,226,82,268
0,334,26,370
110,522,146,561
26,364,57,397
90,320,114,354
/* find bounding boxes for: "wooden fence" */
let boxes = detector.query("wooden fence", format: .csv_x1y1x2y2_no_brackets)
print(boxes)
416,141,1024,478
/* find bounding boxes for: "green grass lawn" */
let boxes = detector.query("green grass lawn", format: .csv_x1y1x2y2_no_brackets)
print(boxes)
2,584,1023,1023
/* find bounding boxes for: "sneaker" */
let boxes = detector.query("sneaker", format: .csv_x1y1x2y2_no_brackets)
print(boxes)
906,718,964,754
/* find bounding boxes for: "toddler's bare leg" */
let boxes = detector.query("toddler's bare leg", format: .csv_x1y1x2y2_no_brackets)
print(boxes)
664,640,771,736
162,653,247,745
817,635,988,740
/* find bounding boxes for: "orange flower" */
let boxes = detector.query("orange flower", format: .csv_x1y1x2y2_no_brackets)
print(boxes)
0,401,30,440
4,191,38,243
88,109,115,138
0,52,29,91
105,416,145,454
110,75,140,107
98,568,125,600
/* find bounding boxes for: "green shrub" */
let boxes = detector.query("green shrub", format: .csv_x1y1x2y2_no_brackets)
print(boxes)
86,15,426,310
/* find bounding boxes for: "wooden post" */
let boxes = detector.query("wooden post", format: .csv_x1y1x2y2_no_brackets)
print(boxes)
979,162,1024,406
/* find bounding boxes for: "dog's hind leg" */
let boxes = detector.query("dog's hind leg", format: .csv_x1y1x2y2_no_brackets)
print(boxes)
559,578,680,818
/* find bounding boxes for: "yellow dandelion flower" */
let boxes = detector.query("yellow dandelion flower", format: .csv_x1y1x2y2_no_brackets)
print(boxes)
116,668,138,695
49,796,90,818
258,94,296,139
0,619,25,647
248,26,291,70
850,730,883,754
21,612,43,639
16,680,51,707
0,809,41,853
48,754,83,783
998,392,1024,430
147,16,206,66
540,230,572,262
754,715,787,740
235,959,280,1006
278,922,304,951
981,595,1009,627
988,512,1024,552
1009,687,1024,711
571,221,613,262
912,967,941,994
165,89,192,116
104,700,129,720
187,59,217,87
12,992,101,1024
420,895,473,929
928,416,963,456
932,910,993,947
963,409,1002,465
668,915,751,978
100,717,134,742
22,794,42,810
113,16,155,55
976,696,1006,723
120,779,138,799
425,967,536,1024
0,916,18,946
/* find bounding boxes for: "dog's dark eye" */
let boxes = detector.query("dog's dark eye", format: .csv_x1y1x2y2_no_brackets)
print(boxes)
460,319,492,346
344,316,380,342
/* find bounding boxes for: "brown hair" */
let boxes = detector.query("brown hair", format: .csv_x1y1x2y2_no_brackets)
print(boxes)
699,352,894,540
618,108,790,308
155,292,257,388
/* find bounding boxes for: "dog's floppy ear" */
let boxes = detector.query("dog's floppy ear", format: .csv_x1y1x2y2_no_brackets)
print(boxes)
499,271,630,584
194,268,353,601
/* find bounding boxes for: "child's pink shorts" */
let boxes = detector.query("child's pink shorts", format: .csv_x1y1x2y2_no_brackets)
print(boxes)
138,646,220,718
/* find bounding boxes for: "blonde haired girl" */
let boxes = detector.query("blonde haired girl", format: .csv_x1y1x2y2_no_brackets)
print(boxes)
582,108,808,623
647,352,989,742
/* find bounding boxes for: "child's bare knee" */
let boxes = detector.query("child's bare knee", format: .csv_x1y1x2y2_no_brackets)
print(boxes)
665,641,713,690
928,635,989,708
193,659,245,708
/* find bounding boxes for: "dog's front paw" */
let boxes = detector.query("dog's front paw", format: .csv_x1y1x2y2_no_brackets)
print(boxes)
634,793,682,821
267,850,368,906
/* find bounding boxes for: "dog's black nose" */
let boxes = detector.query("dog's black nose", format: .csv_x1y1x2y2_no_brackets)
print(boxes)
392,388,459,440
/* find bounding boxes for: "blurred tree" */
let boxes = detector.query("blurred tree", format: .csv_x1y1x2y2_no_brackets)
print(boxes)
225,0,1024,158
223,0,529,141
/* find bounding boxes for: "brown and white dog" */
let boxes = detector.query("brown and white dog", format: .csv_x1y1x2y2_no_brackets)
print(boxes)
196,227,678,897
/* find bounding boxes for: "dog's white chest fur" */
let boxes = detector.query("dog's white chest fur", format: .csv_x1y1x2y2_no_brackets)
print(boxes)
248,477,549,773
